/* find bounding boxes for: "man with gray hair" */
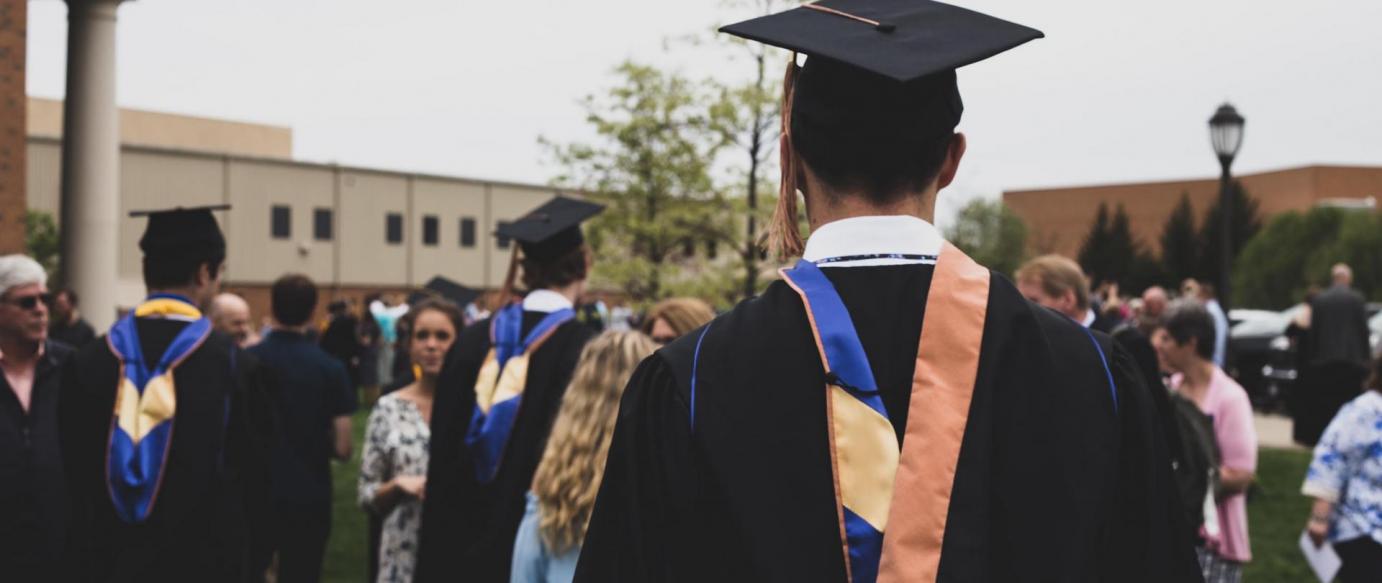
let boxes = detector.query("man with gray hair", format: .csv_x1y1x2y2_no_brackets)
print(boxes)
1293,263,1371,445
0,254,74,579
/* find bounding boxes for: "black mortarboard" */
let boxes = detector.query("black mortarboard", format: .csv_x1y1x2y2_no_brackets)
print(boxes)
130,205,229,259
495,196,604,262
720,0,1041,258
721,0,1043,141
420,276,481,307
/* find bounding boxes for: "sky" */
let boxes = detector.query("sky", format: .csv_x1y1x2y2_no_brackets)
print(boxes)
25,0,1382,227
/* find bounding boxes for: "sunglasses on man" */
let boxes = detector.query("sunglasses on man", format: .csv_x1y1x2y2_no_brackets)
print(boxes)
2,292,53,311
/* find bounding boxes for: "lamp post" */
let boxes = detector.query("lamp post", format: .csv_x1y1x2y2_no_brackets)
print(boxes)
1208,103,1245,314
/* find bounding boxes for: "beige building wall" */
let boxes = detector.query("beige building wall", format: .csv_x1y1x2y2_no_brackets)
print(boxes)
27,96,293,159
226,159,336,284
487,185,556,285
26,139,62,215
338,170,412,287
25,137,565,317
411,178,489,288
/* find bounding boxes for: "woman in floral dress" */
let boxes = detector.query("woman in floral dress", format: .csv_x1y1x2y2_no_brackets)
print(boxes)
1303,353,1382,582
359,299,462,582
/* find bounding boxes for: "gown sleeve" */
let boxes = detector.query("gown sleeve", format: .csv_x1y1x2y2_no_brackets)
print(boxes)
57,347,106,579
573,353,697,583
229,348,278,579
1102,343,1205,582
415,326,486,582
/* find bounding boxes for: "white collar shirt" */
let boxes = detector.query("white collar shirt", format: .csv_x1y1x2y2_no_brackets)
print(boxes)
801,215,944,268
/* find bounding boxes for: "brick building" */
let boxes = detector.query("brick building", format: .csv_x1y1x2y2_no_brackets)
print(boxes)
0,0,24,253
1003,165,1382,259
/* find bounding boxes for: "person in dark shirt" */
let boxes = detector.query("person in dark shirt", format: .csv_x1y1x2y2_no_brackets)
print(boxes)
320,299,362,390
0,255,74,581
48,287,97,348
1295,263,1373,446
250,274,357,582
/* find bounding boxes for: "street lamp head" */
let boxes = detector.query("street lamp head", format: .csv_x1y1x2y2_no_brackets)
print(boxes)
1209,103,1246,165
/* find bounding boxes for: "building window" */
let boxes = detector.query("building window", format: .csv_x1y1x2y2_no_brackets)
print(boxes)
271,205,291,239
386,213,404,244
422,215,439,246
682,238,696,257
313,208,332,241
496,221,512,249
706,238,718,259
460,217,477,248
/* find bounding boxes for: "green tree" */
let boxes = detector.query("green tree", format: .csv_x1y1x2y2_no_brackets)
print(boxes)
1197,180,1262,285
544,62,737,305
1160,192,1198,286
945,198,1028,276
1077,204,1144,288
1077,202,1112,282
1232,207,1380,309
708,0,799,300
1313,210,1382,301
24,210,60,278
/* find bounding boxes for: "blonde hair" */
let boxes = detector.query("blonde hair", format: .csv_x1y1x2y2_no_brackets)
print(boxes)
531,330,657,553
1014,254,1090,311
642,297,716,339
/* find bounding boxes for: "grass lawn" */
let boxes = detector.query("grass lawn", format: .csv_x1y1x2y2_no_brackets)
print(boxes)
324,408,371,582
321,407,1318,582
1244,447,1315,582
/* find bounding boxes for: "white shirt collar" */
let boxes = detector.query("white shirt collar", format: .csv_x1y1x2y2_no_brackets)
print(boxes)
1081,308,1097,328
523,289,574,313
801,215,944,267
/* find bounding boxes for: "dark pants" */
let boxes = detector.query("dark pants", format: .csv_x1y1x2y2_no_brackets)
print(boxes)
272,506,331,583
1292,362,1367,446
1337,537,1382,583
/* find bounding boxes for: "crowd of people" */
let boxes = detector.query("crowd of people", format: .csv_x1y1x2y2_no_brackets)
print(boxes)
2,2,1380,583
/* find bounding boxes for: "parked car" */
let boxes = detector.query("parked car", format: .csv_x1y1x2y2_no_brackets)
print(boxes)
1229,307,1301,411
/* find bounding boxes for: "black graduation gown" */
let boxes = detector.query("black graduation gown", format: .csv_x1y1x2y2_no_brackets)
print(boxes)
59,320,276,583
416,312,595,583
575,265,1201,582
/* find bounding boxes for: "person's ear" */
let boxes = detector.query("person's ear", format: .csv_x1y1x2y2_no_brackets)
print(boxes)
1060,289,1079,315
935,132,967,190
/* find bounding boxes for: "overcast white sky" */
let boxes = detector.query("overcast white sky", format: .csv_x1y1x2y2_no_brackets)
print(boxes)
26,0,1382,227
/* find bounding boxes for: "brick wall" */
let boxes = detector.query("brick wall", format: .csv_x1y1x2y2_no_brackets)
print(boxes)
0,0,25,253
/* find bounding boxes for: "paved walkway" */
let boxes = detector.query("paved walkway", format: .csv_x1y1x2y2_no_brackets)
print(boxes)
1255,413,1305,450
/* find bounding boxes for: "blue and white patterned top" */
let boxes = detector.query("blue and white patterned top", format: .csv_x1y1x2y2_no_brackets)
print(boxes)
1302,391,1382,544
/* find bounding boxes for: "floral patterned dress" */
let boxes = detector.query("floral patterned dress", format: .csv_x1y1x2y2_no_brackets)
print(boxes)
359,393,431,583
1303,390,1382,545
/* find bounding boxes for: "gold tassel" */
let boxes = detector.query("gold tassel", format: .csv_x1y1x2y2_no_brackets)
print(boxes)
769,54,805,259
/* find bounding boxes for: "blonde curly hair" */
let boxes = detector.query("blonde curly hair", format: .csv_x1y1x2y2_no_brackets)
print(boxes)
531,330,657,554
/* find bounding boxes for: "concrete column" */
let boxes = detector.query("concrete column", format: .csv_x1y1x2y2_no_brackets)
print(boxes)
59,0,125,331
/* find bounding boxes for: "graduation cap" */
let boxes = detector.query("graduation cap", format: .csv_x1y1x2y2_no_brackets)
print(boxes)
129,204,230,259
495,196,604,262
418,276,481,308
722,0,1042,141
719,0,1042,256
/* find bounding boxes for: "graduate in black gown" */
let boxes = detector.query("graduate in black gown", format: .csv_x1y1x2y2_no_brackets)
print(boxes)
416,197,601,582
575,2,1201,582
59,206,275,582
